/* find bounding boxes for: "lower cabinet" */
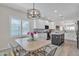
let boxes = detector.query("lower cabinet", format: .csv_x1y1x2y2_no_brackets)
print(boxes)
51,34,64,46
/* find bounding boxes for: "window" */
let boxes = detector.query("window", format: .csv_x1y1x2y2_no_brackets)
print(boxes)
22,20,29,35
11,17,21,37
11,16,29,37
64,23,75,31
65,25,75,31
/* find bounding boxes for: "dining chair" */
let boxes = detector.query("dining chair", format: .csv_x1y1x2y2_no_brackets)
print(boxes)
45,47,57,56
9,43,29,56
16,45,29,56
0,48,12,56
8,43,17,56
33,44,57,56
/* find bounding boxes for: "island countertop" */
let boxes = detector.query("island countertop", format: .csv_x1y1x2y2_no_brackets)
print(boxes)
51,31,64,35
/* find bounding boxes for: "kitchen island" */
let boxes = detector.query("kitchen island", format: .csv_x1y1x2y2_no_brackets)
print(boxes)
51,31,64,46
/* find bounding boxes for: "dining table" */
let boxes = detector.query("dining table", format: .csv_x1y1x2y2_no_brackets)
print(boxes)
15,38,51,55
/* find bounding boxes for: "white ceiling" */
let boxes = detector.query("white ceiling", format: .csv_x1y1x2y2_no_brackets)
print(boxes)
0,3,79,21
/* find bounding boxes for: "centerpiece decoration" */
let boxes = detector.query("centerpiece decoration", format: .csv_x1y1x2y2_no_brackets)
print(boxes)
27,32,37,41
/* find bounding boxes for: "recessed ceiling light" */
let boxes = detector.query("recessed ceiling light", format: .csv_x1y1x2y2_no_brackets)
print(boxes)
59,14,63,17
54,10,58,13
62,17,64,19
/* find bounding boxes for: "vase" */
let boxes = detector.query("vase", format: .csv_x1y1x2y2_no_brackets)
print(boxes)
31,34,34,41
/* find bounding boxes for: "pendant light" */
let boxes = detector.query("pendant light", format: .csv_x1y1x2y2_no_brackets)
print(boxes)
27,3,41,19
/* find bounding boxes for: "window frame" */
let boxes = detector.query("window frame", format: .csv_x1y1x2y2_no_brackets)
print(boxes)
22,19,30,36
9,16,30,38
64,23,76,32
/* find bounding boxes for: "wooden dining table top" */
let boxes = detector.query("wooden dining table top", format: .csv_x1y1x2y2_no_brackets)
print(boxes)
15,38,51,52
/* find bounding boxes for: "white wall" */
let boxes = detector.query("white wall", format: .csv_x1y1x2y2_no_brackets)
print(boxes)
0,6,32,49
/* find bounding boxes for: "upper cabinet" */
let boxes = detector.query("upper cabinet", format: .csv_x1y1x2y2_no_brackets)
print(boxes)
33,19,55,29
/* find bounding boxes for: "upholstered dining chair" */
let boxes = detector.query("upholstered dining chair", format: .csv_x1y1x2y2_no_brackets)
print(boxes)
33,44,57,56
8,43,28,56
8,43,17,56
45,47,57,56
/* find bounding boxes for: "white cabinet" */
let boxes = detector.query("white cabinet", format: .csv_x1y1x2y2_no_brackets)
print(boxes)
33,19,55,29
33,19,49,29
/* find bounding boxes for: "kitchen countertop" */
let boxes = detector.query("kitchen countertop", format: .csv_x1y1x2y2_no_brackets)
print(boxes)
51,31,64,35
